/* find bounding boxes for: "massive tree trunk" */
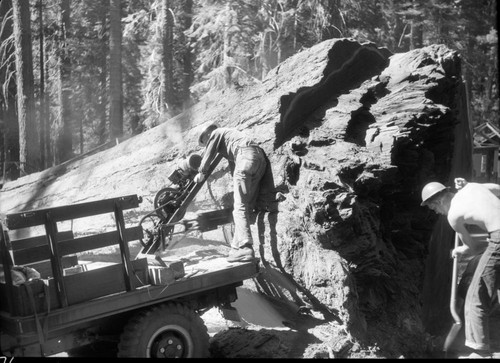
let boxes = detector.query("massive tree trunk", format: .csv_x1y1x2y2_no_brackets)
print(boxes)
37,0,46,168
109,0,123,140
12,0,39,174
180,0,193,109
0,39,471,356
0,0,20,181
161,0,174,115
97,4,108,144
55,0,72,164
222,1,233,86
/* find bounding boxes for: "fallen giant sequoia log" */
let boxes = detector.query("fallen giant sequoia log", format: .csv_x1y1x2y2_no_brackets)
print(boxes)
0,39,471,356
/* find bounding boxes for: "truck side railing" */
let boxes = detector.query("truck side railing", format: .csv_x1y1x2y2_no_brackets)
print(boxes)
0,194,145,316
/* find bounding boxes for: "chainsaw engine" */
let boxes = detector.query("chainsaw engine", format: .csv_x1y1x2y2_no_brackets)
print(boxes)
166,154,202,189
154,153,202,222
137,153,231,255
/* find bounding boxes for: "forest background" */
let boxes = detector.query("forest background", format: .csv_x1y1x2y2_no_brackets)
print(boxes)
0,0,497,181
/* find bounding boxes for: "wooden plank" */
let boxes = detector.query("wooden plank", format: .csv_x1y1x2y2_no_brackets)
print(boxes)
12,227,142,266
114,203,133,291
24,255,79,279
64,258,148,305
44,213,68,307
10,231,74,251
0,258,149,317
0,225,15,315
5,195,141,229
58,226,142,255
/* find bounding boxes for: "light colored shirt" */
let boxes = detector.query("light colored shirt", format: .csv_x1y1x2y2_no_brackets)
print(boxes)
448,182,500,253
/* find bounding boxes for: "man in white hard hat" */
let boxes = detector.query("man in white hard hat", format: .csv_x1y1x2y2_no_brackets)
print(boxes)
195,123,267,262
421,178,500,358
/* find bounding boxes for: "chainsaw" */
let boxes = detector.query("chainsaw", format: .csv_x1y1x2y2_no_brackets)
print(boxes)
137,153,231,256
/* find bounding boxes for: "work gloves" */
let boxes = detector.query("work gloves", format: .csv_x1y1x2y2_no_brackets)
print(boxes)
194,172,206,183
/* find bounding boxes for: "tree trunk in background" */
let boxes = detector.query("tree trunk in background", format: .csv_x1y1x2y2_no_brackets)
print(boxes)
324,0,344,38
409,0,423,50
55,0,72,164
97,6,108,145
260,31,271,80
38,0,48,168
181,0,193,109
161,0,174,115
12,0,39,174
0,0,20,181
410,19,423,50
222,2,233,86
109,0,123,140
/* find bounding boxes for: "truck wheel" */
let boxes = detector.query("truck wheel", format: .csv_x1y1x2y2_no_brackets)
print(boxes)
117,302,210,358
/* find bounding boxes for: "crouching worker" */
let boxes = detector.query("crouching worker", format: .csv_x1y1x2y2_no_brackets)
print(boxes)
421,178,500,359
194,124,267,262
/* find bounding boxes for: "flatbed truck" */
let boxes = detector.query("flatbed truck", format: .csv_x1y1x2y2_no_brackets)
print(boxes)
0,154,259,357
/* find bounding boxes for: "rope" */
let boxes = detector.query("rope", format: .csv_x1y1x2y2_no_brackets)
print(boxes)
23,281,48,356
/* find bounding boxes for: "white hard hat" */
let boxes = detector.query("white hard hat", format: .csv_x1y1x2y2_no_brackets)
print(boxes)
421,182,447,206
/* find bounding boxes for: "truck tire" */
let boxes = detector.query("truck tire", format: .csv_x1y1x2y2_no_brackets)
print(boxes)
117,302,210,358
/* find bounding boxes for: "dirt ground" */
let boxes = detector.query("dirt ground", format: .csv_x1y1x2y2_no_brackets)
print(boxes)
59,290,500,359
203,296,380,359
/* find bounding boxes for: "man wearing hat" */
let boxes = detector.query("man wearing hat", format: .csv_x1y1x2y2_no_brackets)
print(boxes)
421,178,500,358
195,123,267,262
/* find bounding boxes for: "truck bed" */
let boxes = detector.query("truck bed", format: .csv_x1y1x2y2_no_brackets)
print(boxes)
0,257,258,334
0,194,260,356
0,256,259,354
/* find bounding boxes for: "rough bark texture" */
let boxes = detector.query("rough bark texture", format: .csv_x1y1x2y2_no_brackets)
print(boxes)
0,39,470,357
109,0,123,139
56,0,72,163
12,0,39,173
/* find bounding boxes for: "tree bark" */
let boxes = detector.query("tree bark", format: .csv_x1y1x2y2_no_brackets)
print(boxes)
55,0,72,164
38,0,48,168
0,0,20,180
98,5,108,144
109,0,123,140
410,19,423,50
161,0,174,115
12,0,39,174
222,2,234,86
181,0,193,109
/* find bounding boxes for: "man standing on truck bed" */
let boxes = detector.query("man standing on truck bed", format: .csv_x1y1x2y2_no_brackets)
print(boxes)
194,124,267,262
420,178,500,359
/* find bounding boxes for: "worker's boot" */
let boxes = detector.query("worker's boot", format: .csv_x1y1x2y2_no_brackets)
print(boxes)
227,246,255,262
